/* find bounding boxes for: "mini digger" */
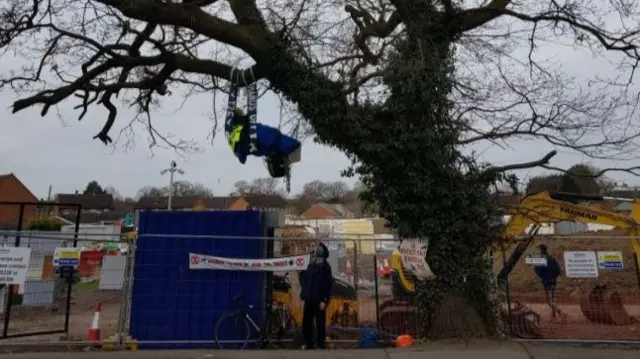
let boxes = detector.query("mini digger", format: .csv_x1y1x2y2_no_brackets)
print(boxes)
272,272,359,326
380,191,640,337
271,271,359,345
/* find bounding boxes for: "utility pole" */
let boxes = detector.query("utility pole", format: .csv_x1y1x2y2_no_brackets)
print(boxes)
160,161,185,211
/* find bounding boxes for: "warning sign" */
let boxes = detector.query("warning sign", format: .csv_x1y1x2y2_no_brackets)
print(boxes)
0,247,31,286
53,248,81,268
564,251,598,278
597,251,623,269
525,254,547,266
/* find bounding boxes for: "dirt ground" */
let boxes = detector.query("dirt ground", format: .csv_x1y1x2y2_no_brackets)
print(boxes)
1,290,122,342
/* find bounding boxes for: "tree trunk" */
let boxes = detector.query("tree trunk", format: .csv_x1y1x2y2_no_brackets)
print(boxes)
262,4,502,340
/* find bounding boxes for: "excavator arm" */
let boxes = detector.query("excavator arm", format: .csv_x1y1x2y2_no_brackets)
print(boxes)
497,191,640,282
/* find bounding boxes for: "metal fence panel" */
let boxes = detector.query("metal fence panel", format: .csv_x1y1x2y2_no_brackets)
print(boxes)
502,235,640,341
127,211,265,349
99,256,127,290
0,202,82,339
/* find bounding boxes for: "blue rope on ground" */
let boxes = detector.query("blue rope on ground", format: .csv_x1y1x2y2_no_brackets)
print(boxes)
327,326,398,339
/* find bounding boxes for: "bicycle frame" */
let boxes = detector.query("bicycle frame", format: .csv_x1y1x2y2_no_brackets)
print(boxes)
244,312,262,333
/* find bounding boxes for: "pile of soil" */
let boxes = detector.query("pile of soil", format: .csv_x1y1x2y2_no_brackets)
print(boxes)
427,292,488,340
493,230,640,297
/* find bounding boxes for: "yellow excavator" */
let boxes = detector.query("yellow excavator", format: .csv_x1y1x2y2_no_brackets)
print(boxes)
381,191,640,335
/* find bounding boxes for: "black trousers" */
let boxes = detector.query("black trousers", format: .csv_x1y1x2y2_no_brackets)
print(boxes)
302,301,326,349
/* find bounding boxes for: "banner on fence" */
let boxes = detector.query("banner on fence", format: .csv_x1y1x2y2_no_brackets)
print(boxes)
397,239,436,280
189,252,311,271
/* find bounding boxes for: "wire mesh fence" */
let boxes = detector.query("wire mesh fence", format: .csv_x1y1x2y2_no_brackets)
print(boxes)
0,229,126,342
0,229,638,347
499,235,640,341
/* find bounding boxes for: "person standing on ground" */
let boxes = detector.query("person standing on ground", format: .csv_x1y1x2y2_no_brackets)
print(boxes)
300,242,333,349
533,243,563,318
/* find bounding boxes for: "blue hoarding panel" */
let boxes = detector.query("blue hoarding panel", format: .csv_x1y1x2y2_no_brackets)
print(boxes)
129,211,264,349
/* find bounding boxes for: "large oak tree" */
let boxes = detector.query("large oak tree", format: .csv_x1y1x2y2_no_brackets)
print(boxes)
3,0,640,339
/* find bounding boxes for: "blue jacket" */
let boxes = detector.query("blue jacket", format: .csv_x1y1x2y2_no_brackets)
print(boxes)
534,254,561,281
232,123,301,164
300,261,333,304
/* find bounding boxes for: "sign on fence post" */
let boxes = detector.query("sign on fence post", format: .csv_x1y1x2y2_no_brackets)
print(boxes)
525,254,548,266
0,247,31,286
563,251,599,278
597,251,624,269
53,248,81,268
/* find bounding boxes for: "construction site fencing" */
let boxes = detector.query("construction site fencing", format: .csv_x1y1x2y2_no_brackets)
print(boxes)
1,232,640,347
500,235,640,342
0,226,126,343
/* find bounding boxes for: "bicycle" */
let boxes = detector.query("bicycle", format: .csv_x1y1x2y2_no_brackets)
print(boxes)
214,274,299,349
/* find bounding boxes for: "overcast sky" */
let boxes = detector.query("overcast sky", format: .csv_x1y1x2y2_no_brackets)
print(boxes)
1,3,640,199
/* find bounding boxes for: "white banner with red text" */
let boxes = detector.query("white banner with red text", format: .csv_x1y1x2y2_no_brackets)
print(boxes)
397,239,436,280
189,252,311,271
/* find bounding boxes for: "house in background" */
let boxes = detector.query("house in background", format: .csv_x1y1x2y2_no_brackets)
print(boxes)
134,196,230,211
134,194,290,213
55,193,115,223
228,194,289,212
0,173,39,228
301,203,354,219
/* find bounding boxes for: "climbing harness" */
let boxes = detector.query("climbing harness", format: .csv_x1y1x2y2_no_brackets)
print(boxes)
223,67,298,192
224,68,258,164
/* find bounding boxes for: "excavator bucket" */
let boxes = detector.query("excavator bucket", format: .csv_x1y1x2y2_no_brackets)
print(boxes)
580,285,636,325
501,302,543,338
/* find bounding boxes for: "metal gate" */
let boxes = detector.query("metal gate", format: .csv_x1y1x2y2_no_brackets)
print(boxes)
0,201,81,339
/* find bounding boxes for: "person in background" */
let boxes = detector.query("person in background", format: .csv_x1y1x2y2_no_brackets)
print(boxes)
534,243,563,318
300,242,333,349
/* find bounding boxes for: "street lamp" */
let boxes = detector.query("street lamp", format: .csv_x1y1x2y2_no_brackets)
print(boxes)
160,161,185,210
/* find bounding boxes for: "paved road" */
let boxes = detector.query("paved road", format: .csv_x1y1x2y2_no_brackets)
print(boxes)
0,341,637,359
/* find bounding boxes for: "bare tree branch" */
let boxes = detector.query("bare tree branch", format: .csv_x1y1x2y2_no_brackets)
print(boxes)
1,0,640,172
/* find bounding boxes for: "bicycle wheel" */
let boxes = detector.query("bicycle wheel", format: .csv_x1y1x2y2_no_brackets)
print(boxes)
215,311,251,349
268,307,299,348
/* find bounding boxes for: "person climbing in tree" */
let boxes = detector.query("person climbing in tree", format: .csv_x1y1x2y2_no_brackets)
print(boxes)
299,242,333,350
534,243,563,318
224,80,301,180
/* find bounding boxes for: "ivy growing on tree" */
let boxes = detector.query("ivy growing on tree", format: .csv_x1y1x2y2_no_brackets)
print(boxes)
4,0,640,339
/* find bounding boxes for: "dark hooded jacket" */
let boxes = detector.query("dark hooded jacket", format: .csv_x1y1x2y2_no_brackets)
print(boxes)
534,253,561,282
300,243,333,304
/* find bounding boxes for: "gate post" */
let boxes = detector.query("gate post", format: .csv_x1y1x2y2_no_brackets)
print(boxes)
63,205,82,334
2,203,25,338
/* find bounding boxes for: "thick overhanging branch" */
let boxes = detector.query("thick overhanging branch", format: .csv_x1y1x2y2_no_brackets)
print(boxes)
95,0,264,56
345,5,402,64
457,0,511,32
481,150,558,181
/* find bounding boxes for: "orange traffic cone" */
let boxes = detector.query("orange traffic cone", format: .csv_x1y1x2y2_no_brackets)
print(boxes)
87,304,102,341
345,258,353,276
381,258,390,277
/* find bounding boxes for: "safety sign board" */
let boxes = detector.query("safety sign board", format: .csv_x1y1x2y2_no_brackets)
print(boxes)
564,251,599,278
597,251,623,269
525,254,547,266
0,247,31,286
53,248,81,267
